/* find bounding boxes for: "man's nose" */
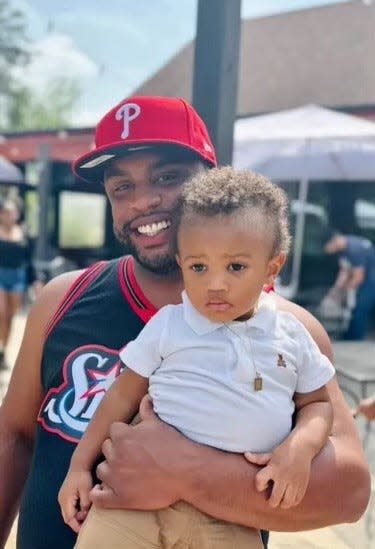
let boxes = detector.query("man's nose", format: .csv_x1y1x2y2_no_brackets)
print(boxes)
131,188,162,213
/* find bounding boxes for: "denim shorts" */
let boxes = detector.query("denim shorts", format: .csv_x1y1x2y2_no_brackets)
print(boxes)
0,266,27,293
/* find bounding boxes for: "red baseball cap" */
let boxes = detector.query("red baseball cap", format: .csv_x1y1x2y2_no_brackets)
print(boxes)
73,96,217,182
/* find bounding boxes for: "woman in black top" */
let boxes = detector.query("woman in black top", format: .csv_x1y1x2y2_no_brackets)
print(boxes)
0,199,39,368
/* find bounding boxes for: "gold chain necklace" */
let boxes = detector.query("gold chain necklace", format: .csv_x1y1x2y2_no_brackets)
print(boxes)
223,322,263,391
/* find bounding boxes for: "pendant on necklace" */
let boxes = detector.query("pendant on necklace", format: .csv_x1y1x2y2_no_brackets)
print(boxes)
253,373,263,391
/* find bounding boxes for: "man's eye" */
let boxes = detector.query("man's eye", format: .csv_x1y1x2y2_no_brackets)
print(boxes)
155,172,181,185
191,264,206,273
113,182,131,194
228,263,246,272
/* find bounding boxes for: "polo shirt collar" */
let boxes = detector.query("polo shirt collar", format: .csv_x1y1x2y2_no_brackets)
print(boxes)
182,290,276,335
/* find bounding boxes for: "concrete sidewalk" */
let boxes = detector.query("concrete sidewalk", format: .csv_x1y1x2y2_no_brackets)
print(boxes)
1,309,374,549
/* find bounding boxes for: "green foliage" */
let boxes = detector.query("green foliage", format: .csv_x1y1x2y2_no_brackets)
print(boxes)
8,77,81,130
0,0,30,96
0,0,30,127
0,0,81,131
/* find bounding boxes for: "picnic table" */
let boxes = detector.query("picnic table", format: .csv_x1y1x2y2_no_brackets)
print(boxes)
333,341,375,403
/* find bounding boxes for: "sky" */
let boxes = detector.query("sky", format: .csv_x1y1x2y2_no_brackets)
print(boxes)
14,0,353,127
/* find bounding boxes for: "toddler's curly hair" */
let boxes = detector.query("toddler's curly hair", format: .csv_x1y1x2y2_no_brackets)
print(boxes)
178,166,291,255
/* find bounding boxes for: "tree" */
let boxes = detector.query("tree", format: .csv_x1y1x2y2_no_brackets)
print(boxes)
0,0,81,130
0,0,30,126
8,77,81,130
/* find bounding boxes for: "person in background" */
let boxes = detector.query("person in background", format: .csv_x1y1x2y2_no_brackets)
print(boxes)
0,96,370,549
324,232,375,340
0,198,42,368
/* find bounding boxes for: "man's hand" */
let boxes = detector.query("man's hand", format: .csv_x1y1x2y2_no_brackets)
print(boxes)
91,396,194,510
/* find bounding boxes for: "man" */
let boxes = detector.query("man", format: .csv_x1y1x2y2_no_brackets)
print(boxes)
324,232,375,339
0,96,370,549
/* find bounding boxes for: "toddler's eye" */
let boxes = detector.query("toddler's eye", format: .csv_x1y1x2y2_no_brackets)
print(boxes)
228,263,245,272
191,264,206,273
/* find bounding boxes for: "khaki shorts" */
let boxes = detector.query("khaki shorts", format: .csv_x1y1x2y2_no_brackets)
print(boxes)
75,501,262,548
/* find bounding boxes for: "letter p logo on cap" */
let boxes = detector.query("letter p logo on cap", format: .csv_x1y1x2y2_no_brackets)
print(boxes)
115,102,141,139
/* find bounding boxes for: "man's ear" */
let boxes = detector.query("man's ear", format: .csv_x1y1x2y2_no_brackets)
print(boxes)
175,254,181,267
266,253,286,285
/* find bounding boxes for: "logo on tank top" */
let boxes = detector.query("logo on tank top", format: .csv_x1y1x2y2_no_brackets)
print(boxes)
38,345,125,443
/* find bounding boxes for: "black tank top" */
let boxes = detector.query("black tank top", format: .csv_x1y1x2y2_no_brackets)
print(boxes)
17,257,157,549
0,237,29,268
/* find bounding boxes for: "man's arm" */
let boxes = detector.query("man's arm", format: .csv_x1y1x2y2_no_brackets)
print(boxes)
92,296,370,531
0,270,82,546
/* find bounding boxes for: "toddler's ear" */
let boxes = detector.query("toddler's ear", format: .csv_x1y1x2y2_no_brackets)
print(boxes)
267,253,286,284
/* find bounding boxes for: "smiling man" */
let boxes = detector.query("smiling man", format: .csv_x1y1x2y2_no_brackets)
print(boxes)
103,147,206,275
0,96,370,549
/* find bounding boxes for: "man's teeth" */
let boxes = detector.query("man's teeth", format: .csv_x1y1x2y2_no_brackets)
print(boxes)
137,220,171,236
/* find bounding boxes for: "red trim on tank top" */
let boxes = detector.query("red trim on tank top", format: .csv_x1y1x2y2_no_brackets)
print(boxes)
118,256,157,324
264,285,274,293
44,261,108,339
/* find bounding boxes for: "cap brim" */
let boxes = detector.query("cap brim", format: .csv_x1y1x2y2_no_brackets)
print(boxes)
73,139,215,183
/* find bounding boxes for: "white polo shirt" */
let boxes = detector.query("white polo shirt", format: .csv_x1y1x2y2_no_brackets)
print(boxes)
120,291,335,453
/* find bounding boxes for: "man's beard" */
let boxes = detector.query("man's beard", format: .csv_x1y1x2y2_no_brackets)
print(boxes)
114,224,179,275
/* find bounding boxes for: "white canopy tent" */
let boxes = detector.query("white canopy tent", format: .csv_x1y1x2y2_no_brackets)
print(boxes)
233,104,375,298
0,154,24,185
233,104,375,180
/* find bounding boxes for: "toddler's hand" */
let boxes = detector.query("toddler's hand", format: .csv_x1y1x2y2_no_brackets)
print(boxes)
58,469,93,532
245,443,311,509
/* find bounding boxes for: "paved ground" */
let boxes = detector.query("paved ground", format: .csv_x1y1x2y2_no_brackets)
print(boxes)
1,309,374,549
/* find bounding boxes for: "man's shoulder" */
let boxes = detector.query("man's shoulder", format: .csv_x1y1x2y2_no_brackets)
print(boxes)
40,260,113,305
44,268,86,295
31,269,85,322
272,294,333,360
272,294,321,330
13,269,89,349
